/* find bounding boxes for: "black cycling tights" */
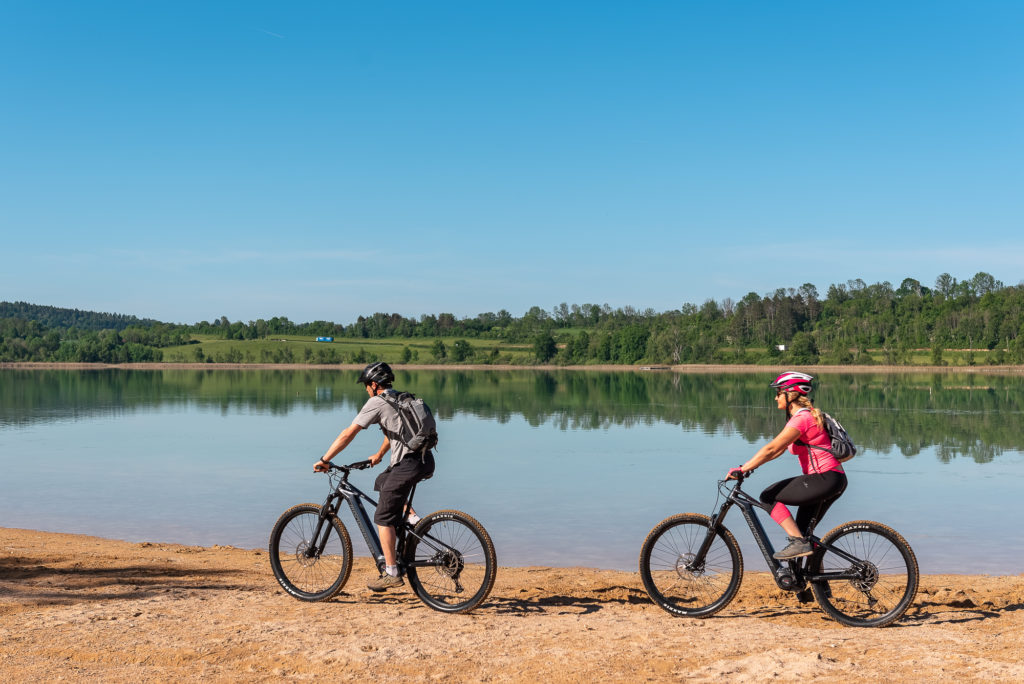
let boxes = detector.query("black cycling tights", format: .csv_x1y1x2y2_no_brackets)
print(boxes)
760,470,848,536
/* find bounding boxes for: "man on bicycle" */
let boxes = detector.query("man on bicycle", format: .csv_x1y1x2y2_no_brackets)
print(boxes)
314,361,435,591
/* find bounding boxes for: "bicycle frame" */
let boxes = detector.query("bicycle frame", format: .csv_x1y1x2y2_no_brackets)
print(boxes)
697,478,867,591
306,462,464,580
320,474,389,569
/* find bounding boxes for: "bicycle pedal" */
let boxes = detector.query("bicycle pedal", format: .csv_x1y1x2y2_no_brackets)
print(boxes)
795,588,813,604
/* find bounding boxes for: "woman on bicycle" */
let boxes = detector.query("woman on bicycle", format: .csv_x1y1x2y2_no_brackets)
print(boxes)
727,371,847,560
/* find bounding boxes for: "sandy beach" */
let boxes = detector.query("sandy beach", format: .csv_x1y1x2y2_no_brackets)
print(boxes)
2,527,1022,682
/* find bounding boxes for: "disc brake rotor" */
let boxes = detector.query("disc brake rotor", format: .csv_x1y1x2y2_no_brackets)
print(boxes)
675,553,703,578
294,541,318,568
433,550,464,579
851,561,879,592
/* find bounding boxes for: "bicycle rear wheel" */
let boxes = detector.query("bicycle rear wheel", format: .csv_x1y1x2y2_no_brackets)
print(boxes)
810,520,918,627
269,503,353,602
406,510,497,614
639,513,743,617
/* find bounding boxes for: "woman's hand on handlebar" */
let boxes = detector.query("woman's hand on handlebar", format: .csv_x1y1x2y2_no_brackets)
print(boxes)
725,466,745,481
314,458,332,473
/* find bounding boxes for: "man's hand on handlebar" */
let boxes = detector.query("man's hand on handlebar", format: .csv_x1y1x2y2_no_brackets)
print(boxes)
313,458,374,473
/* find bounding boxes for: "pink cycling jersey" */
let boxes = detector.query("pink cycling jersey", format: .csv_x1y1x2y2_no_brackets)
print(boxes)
786,408,845,475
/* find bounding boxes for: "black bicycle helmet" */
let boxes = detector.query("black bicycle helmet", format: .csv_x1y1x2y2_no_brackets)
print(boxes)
357,361,394,388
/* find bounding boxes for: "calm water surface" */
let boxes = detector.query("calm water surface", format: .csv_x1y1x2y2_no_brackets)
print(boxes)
2,368,1022,574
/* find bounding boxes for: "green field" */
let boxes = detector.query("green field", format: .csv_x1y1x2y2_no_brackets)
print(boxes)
160,335,534,365
155,334,1007,367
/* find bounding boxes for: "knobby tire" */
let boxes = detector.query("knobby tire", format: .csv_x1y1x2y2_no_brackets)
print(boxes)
810,519,919,627
405,510,497,614
269,503,353,602
639,513,743,618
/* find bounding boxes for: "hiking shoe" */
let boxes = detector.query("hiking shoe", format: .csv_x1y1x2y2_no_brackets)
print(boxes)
367,574,405,592
773,536,812,560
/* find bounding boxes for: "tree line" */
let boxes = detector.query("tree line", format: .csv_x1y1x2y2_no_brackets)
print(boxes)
2,271,1023,365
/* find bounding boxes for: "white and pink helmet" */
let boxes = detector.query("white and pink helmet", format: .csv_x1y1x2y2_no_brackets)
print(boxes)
770,371,814,395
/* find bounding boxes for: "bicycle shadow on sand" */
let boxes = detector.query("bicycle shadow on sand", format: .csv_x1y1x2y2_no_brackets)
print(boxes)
323,584,652,616
485,585,651,616
901,598,1023,626
0,554,248,607
732,599,1021,627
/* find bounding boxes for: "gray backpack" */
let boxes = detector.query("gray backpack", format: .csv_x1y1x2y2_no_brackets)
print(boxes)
796,411,856,463
382,391,438,454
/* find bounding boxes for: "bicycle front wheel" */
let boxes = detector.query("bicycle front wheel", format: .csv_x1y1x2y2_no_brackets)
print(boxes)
269,503,353,602
639,513,743,618
406,510,497,614
810,520,919,627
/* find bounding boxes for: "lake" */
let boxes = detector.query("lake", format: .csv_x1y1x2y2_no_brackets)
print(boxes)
2,368,1022,574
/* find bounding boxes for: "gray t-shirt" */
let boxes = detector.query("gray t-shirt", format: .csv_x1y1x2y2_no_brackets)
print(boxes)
353,390,415,467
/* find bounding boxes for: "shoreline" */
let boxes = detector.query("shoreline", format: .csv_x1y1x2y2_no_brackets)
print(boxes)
3,526,1022,682
1,526,1018,578
3,360,1024,374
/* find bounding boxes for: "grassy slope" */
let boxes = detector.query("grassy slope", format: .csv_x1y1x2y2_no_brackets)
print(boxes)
159,335,535,364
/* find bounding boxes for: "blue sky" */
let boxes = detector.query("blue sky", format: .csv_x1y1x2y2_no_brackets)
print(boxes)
2,1,1022,324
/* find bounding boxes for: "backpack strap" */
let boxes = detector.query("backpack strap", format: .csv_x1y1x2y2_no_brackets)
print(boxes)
379,391,413,443
378,390,430,463
792,408,836,456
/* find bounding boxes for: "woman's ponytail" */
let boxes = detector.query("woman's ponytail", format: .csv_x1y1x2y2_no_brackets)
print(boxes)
791,394,825,430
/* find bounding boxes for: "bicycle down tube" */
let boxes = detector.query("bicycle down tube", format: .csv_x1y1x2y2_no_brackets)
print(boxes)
702,480,872,589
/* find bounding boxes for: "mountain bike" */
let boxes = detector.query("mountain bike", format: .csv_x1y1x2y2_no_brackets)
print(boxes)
638,473,918,627
269,459,497,614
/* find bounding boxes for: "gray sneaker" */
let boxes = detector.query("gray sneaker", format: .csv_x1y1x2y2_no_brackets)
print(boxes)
773,536,812,560
367,574,405,592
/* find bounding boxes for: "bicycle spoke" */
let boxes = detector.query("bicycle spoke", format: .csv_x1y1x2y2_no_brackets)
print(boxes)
640,514,742,617
269,505,353,602
812,521,918,627
406,511,496,613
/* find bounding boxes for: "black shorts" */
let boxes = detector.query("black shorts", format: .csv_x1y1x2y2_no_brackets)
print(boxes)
373,452,435,526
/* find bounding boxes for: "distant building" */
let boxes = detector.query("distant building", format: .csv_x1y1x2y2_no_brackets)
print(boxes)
776,344,787,351
316,336,334,342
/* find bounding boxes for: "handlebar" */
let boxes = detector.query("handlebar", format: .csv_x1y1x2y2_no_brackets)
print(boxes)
322,459,373,473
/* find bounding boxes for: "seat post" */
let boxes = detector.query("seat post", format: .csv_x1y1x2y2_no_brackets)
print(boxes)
404,483,418,517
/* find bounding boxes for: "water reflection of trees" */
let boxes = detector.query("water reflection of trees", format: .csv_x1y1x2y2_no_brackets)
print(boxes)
3,369,1023,464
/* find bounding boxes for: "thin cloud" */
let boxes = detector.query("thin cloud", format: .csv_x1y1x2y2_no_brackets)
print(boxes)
255,27,284,39
100,248,378,265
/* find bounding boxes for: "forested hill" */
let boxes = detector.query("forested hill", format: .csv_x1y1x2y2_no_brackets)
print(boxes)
3,271,1024,365
0,302,158,331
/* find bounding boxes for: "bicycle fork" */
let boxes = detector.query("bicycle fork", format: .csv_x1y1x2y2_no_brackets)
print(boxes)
306,493,342,559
